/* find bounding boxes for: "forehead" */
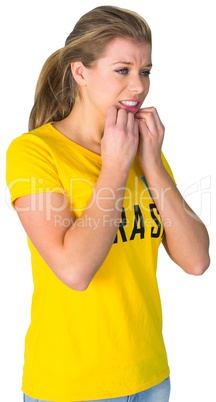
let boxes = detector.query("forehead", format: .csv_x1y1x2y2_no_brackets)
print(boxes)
102,37,152,62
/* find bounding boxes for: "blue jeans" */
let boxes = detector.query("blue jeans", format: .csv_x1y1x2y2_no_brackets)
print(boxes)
23,376,170,402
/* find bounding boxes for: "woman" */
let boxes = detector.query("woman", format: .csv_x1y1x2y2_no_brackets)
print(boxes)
6,5,210,402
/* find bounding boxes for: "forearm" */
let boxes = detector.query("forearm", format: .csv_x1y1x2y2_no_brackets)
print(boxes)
58,166,128,289
135,107,210,274
144,163,210,274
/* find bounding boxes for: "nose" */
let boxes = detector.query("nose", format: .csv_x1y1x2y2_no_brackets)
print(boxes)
128,74,147,94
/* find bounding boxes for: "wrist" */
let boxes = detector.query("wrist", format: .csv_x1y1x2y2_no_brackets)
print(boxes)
140,156,164,178
100,163,129,185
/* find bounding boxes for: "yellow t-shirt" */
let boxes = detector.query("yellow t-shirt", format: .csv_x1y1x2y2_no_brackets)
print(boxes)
6,122,175,401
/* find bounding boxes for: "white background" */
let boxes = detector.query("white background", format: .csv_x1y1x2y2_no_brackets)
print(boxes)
0,0,215,401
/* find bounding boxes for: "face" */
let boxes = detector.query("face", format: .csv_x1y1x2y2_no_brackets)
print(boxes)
80,37,152,122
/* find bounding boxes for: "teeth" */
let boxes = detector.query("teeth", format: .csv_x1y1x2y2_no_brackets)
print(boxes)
120,101,138,106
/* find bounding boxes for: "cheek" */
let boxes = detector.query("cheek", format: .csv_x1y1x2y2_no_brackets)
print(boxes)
144,80,150,95
97,81,119,103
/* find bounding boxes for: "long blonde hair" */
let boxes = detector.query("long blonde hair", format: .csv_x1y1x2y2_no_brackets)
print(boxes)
28,5,152,131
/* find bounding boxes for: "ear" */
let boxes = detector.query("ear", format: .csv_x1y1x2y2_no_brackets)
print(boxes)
70,62,87,86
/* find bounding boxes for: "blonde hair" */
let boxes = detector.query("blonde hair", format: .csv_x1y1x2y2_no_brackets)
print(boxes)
28,5,152,131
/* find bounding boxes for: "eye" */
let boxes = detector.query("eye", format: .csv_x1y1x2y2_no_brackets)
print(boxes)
140,70,151,77
115,68,129,75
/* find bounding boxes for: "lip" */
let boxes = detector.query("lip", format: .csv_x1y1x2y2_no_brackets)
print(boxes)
119,99,141,113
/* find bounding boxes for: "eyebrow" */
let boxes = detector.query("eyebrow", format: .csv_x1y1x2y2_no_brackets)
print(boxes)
112,61,153,67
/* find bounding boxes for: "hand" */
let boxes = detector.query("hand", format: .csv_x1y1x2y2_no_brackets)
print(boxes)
135,107,164,173
101,106,139,173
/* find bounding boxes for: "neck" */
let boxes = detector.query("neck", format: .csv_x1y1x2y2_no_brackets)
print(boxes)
53,100,105,155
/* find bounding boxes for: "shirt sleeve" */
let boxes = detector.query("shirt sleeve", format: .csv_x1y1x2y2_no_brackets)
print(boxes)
6,133,65,206
161,152,176,185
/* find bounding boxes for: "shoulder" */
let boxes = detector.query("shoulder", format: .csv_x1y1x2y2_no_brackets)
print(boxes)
6,123,60,175
7,123,54,153
6,123,58,184
6,123,65,203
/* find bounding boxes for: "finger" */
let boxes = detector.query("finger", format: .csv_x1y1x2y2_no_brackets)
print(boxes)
105,106,118,128
144,117,159,138
136,107,163,132
116,108,128,127
138,114,159,136
126,112,137,134
135,106,158,116
134,119,139,137
136,118,149,136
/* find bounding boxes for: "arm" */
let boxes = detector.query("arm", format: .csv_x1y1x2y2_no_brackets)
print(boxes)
14,107,139,290
135,107,210,275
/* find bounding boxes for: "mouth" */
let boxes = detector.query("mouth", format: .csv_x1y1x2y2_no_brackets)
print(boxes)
119,100,141,112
